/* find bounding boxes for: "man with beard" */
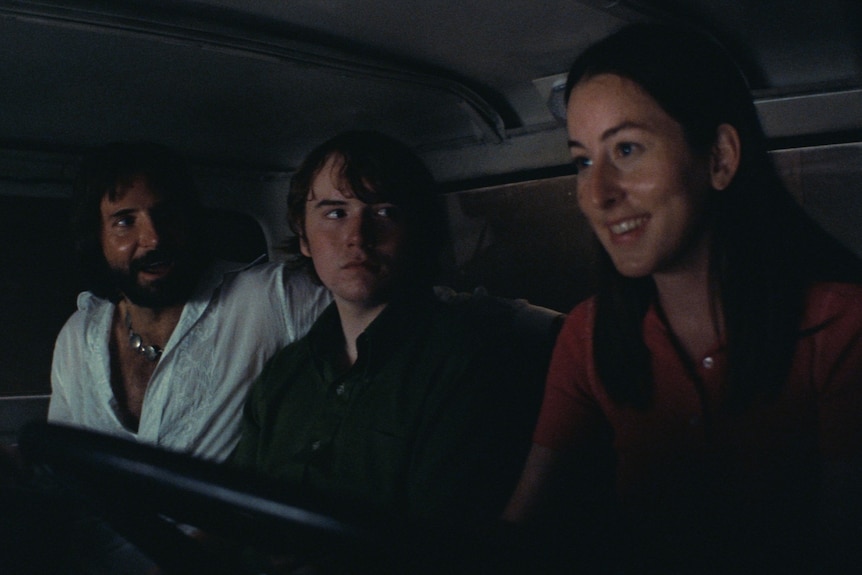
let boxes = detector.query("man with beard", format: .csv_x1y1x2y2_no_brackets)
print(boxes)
48,142,330,461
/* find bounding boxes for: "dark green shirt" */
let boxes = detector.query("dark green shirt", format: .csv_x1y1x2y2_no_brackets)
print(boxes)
230,292,549,525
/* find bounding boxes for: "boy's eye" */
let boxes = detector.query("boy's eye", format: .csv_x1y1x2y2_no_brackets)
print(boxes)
324,208,346,219
375,205,398,219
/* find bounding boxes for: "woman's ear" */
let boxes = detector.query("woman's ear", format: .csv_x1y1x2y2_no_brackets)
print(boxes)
710,124,741,191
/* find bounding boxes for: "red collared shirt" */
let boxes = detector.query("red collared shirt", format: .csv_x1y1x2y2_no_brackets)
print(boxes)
534,282,862,508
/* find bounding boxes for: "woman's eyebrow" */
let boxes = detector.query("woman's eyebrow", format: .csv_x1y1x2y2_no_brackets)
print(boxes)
568,120,649,149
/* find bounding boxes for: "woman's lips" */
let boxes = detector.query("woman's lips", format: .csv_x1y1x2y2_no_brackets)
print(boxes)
609,216,649,236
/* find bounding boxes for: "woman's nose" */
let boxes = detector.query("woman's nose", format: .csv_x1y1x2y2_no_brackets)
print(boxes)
578,161,623,210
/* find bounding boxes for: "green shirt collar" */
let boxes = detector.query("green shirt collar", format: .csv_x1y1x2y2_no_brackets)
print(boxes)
307,290,437,382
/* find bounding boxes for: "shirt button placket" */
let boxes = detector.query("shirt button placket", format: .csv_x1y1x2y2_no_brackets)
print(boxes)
694,356,714,429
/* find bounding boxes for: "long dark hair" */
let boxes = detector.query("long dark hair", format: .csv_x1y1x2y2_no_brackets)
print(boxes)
565,24,862,408
286,130,446,291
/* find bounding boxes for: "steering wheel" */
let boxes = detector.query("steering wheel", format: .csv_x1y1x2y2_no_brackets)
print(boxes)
17,421,401,574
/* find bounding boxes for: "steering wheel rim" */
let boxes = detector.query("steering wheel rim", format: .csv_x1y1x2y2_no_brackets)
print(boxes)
18,421,397,573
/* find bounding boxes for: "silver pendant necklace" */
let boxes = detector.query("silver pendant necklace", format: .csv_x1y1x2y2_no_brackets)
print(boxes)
125,310,163,362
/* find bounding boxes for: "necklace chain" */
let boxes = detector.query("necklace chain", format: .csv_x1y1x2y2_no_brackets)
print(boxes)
125,310,163,362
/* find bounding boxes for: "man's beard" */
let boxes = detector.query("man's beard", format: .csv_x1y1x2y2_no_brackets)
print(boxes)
110,249,201,308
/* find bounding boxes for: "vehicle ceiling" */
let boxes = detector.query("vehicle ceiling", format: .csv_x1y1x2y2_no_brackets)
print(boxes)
1,0,861,184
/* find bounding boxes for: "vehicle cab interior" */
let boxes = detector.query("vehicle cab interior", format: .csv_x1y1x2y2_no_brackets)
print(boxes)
1,0,861,572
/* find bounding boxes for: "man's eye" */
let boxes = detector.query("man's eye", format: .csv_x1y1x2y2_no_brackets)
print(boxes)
324,209,346,219
115,216,133,227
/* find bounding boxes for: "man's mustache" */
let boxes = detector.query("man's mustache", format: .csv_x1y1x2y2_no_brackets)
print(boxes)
130,249,175,274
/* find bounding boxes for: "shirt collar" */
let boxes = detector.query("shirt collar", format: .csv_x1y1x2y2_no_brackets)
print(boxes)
308,289,437,382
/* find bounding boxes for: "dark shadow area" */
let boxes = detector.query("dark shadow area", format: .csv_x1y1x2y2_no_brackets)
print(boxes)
0,195,79,396
15,422,539,574
204,208,269,264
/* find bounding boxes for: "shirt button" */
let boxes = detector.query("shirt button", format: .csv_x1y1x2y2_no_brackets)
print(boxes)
702,356,714,369
336,383,346,396
311,440,321,451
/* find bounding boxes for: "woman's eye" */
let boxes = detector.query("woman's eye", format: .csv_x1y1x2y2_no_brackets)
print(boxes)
572,156,592,174
616,142,637,157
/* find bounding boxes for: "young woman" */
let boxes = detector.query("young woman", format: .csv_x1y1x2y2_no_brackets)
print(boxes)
504,24,862,573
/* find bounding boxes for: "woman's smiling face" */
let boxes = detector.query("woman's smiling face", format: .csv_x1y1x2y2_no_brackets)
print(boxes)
567,73,717,279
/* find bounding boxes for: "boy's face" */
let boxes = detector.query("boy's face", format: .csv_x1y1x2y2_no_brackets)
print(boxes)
300,155,409,312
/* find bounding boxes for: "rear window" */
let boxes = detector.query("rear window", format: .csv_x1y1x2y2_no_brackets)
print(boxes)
772,142,862,258
438,175,597,314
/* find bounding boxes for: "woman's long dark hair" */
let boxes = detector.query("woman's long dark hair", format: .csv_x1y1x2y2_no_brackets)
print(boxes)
566,24,862,409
